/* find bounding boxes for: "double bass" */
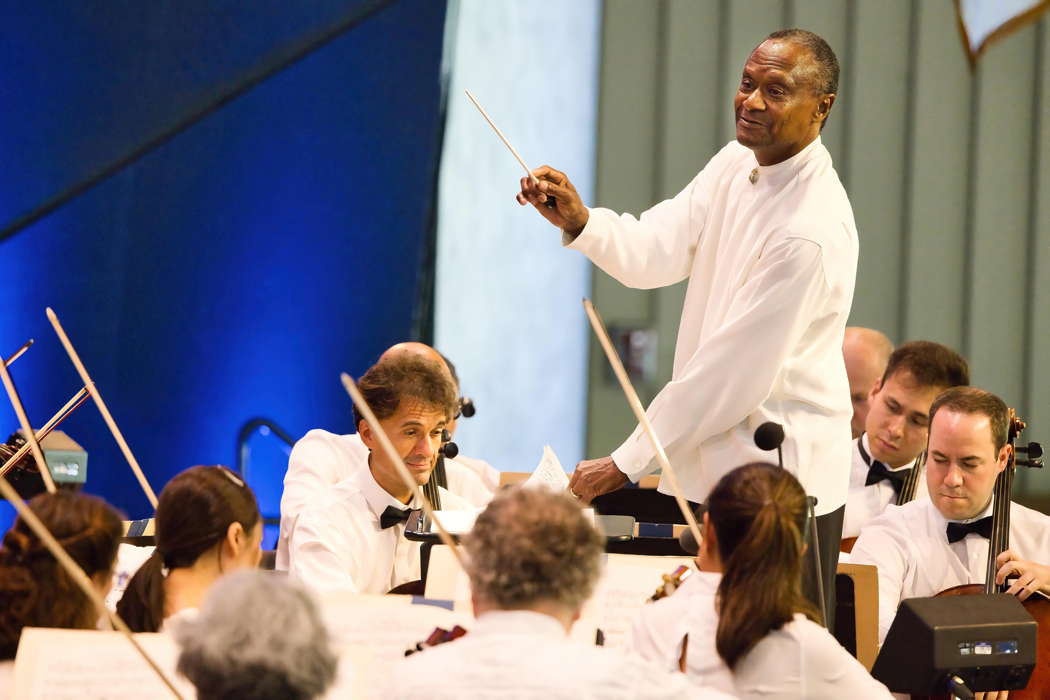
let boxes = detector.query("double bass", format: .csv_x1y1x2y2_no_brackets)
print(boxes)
917,412,1047,699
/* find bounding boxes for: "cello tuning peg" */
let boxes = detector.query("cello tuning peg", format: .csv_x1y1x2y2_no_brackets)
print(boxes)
1016,442,1043,459
1016,457,1043,469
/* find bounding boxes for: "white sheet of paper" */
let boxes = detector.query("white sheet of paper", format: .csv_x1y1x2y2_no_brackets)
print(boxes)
319,592,473,699
578,553,696,649
13,627,193,699
524,445,570,492
427,509,480,534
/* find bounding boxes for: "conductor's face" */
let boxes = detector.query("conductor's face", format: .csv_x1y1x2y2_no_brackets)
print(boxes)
734,39,833,166
361,398,447,498
925,409,1010,521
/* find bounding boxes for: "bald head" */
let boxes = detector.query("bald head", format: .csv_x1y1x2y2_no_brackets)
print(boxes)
380,342,443,364
843,327,893,439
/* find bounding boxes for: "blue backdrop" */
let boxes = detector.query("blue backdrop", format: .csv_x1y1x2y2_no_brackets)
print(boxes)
0,0,448,529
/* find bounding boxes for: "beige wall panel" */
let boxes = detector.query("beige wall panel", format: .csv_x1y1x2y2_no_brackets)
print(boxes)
901,0,971,349
1020,23,1049,497
844,0,911,336
587,0,664,457
966,25,1038,408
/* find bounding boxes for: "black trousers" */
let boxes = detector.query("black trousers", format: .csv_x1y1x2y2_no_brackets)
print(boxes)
801,504,844,629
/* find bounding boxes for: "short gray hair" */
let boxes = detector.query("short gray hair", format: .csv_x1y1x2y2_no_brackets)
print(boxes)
465,487,605,612
174,570,338,700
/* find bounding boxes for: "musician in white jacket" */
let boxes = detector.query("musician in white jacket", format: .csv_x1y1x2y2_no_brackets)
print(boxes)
519,28,857,618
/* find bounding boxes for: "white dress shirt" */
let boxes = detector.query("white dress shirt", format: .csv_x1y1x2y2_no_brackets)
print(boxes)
287,467,470,594
277,429,491,569
841,435,928,539
734,614,892,699
630,571,888,698
569,138,857,515
851,498,1050,643
386,609,732,699
630,571,736,695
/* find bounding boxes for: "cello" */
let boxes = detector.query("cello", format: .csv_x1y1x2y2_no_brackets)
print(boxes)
917,411,1047,699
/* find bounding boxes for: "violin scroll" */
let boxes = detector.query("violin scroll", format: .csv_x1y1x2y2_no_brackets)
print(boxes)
404,625,468,656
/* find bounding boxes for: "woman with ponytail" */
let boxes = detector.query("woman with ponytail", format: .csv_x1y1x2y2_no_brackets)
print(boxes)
117,465,262,632
0,491,123,691
632,462,891,698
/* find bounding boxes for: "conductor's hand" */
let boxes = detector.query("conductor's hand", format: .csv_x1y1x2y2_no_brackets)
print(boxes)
517,166,589,236
995,549,1050,601
568,456,629,505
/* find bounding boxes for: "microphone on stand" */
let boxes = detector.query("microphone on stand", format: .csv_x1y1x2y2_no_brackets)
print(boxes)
754,422,784,469
753,420,827,626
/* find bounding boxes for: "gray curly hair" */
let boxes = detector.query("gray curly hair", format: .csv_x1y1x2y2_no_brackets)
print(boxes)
174,570,338,700
464,487,605,612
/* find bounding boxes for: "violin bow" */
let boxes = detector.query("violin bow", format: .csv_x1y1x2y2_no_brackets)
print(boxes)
340,373,464,568
46,308,158,508
0,348,56,494
3,339,34,368
0,475,185,698
582,299,704,551
0,386,90,481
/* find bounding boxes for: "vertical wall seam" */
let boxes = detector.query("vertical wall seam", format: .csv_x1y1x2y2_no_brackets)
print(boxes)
1022,18,1045,424
961,65,981,360
840,0,857,190
897,0,920,342
714,0,730,147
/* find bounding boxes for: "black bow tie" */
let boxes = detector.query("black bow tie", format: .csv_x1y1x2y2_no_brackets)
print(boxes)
946,516,993,543
859,436,910,496
380,505,412,529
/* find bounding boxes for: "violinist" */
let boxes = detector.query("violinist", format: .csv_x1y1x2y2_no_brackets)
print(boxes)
387,486,726,699
842,327,894,439
117,465,263,632
852,387,1050,644
632,462,891,698
276,342,494,569
285,354,472,594
841,341,969,540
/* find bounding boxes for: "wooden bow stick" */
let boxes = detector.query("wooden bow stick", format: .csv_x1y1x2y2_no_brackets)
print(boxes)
46,308,158,508
0,349,55,494
0,475,185,698
0,386,90,481
339,373,464,568
3,339,34,367
582,298,704,550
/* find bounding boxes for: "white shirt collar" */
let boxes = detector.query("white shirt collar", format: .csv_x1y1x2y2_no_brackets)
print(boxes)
351,463,418,518
749,135,823,185
472,609,569,638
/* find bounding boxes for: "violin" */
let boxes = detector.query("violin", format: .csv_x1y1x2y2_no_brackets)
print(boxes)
649,565,693,602
915,411,1047,699
404,625,468,656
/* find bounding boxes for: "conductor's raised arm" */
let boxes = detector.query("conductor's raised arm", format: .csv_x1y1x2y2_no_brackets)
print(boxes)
517,165,589,235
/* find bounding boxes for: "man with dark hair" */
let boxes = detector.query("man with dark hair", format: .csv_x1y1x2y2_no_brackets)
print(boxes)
842,327,894,439
283,354,473,594
276,343,495,572
853,387,1050,644
518,28,854,622
841,340,969,539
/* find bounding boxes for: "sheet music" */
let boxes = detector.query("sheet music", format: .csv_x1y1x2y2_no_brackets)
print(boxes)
13,627,192,699
319,592,473,699
578,554,695,649
524,445,570,492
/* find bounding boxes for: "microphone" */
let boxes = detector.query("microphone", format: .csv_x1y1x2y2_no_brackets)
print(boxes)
679,526,700,555
754,421,784,469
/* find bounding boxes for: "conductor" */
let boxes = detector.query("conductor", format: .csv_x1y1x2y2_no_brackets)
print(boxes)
518,28,858,614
